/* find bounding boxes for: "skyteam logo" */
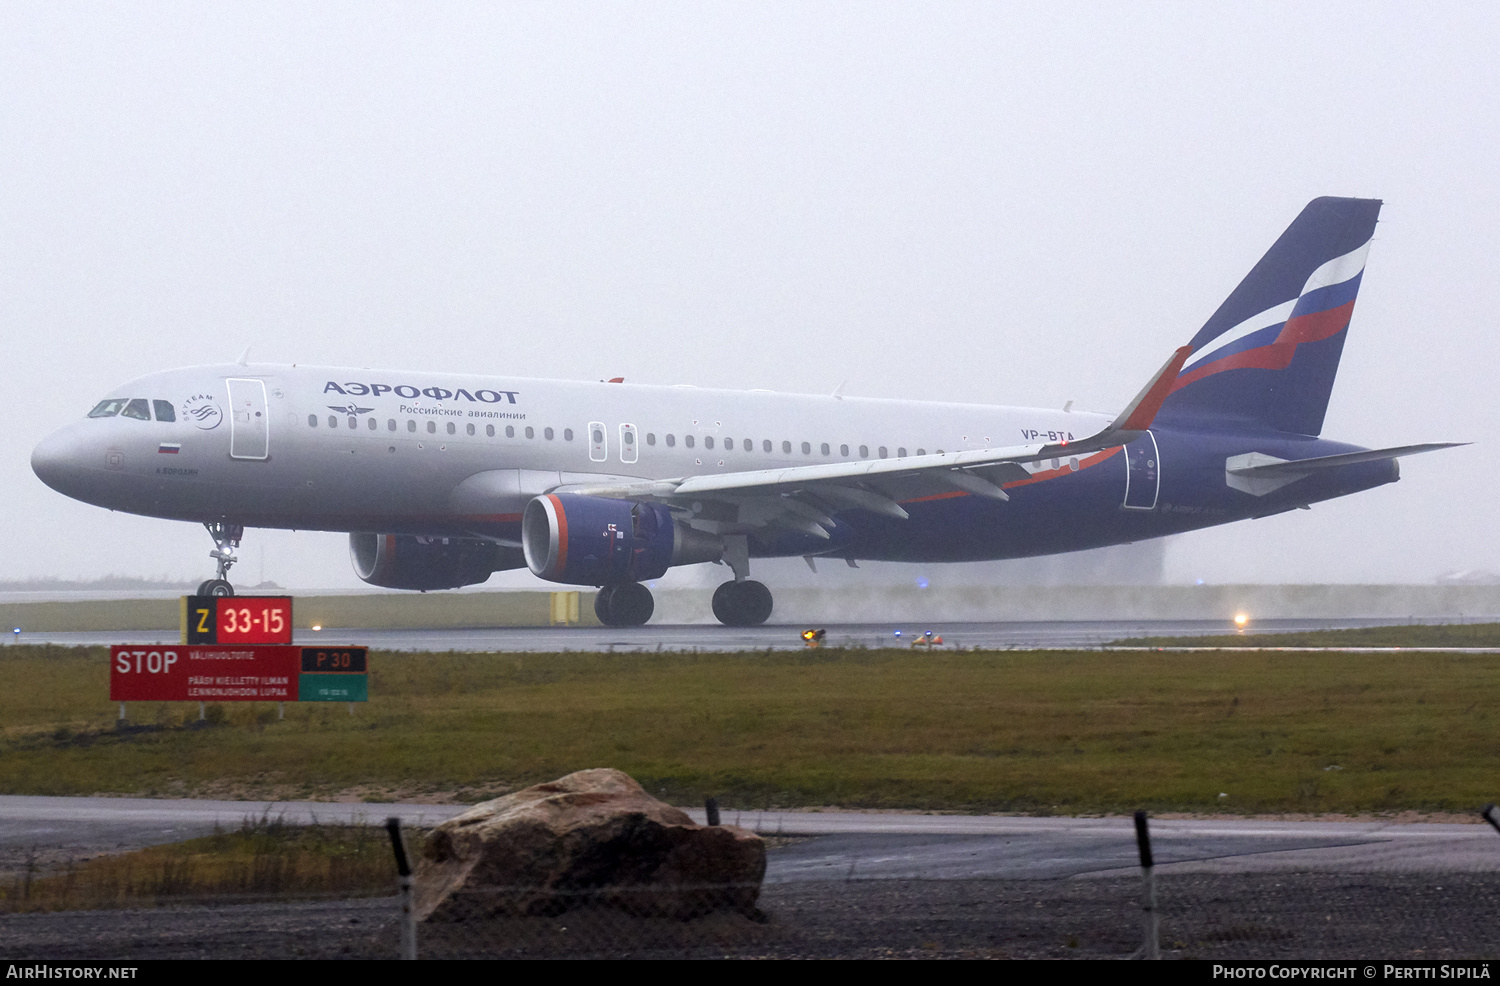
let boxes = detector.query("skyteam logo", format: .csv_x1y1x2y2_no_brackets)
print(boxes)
182,394,223,430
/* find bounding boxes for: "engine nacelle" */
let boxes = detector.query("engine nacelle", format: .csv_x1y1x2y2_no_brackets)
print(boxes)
522,494,722,586
349,533,524,591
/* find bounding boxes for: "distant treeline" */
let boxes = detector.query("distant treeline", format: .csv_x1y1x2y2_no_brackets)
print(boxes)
0,575,197,592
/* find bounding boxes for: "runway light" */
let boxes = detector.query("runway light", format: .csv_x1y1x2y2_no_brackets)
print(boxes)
802,628,826,648
312,624,322,632
1234,613,1249,632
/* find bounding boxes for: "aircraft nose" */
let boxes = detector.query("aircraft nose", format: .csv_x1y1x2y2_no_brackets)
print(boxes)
31,425,92,498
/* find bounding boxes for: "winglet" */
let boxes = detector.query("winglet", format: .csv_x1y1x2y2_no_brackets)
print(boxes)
1109,345,1194,434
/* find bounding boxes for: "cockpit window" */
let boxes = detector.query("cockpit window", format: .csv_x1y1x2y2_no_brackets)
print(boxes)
153,400,176,422
88,399,126,418
120,399,151,421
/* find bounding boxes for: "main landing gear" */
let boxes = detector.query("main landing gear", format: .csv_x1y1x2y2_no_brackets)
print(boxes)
711,579,773,627
591,537,776,629
595,582,655,627
196,522,243,598
710,534,773,627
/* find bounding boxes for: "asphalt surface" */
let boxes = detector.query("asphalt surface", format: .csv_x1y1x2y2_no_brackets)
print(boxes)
11,616,1475,651
4,795,1499,881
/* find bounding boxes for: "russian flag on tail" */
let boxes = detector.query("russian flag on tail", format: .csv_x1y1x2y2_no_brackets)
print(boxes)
1157,197,1382,438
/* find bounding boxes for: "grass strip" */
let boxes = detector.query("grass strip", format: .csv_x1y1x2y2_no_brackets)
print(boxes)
1115,622,1500,649
3,644,1499,814
0,817,394,913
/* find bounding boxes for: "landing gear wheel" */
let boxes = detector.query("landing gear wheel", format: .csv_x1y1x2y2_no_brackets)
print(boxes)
594,582,653,627
711,579,773,627
198,579,234,598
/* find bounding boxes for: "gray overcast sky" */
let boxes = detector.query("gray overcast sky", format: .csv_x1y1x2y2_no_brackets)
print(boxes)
1,2,1492,588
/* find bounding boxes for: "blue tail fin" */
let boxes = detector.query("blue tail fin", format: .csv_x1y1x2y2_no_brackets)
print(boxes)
1157,197,1382,436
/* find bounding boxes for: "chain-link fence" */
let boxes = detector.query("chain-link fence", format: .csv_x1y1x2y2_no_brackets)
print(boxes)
5,818,1500,959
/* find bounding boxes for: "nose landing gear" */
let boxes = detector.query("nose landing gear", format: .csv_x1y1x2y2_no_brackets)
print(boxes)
197,522,244,598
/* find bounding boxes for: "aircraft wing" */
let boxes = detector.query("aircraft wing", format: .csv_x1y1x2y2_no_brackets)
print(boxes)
565,346,1193,539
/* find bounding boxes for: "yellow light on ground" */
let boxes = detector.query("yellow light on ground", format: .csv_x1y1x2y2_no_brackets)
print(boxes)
1234,613,1249,631
312,625,322,631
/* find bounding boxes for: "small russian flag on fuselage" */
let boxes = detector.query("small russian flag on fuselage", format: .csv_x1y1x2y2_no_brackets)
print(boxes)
158,443,181,454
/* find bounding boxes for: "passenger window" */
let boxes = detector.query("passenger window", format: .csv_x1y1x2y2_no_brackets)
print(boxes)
743,438,752,452
646,433,656,446
545,427,554,440
486,425,495,437
447,422,456,435
122,399,150,421
801,442,811,455
666,434,676,447
879,446,888,458
917,448,926,456
763,439,772,453
348,417,357,429
820,443,830,456
388,419,396,431
685,435,694,448
859,445,869,458
840,444,849,456
465,423,474,436
564,428,574,441
525,426,534,439
782,440,791,454
506,425,515,438
153,400,176,422
407,420,417,433
427,421,436,434
88,399,125,418
328,415,338,428
705,436,714,450
368,418,377,431
897,447,907,457
308,414,318,427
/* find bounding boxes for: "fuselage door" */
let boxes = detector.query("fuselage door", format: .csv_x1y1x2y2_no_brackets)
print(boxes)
619,423,638,464
588,421,607,462
226,378,269,461
1122,431,1159,510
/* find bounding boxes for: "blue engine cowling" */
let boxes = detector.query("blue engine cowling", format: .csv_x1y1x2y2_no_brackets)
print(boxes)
350,533,525,590
522,494,719,586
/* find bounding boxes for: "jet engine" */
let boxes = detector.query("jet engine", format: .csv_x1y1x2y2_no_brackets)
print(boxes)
522,494,721,586
349,533,525,590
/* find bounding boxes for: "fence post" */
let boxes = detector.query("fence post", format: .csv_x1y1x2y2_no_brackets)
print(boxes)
386,817,416,960
1481,803,1500,836
705,797,721,827
1134,809,1160,960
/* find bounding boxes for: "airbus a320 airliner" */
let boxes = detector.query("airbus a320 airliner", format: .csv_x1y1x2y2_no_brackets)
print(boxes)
31,198,1460,626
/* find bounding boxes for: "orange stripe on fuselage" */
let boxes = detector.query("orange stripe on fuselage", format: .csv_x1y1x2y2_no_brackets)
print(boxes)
901,445,1122,504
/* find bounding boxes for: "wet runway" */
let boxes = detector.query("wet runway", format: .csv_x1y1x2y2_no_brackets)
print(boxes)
9,616,1468,652
4,795,1497,881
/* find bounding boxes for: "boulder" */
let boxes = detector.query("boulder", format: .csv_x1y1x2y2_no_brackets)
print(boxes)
414,768,765,921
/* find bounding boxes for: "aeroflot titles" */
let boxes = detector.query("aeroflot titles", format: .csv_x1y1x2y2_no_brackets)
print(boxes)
323,381,520,403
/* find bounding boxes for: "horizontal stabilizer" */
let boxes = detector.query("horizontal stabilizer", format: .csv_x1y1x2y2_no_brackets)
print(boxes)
1225,442,1466,496
1228,442,1466,477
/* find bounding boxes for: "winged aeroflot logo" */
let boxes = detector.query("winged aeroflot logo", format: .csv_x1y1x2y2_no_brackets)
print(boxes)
327,404,376,416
